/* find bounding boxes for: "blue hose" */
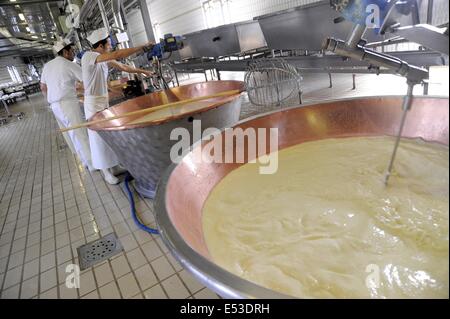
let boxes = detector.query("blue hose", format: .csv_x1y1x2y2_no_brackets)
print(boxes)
124,174,160,235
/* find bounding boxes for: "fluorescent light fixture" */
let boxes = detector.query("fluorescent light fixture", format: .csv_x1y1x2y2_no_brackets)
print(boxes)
31,35,38,39
18,13,25,21
25,26,30,32
10,0,17,2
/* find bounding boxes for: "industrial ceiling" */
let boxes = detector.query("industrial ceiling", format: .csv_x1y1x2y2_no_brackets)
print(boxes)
0,0,139,58
0,0,64,58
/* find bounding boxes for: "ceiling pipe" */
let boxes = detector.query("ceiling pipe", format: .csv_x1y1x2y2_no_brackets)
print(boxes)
0,0,61,6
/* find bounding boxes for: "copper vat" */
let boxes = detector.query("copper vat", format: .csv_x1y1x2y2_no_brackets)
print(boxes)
155,96,449,298
89,80,245,198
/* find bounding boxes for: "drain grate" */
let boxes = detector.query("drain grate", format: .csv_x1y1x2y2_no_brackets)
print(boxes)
77,233,123,270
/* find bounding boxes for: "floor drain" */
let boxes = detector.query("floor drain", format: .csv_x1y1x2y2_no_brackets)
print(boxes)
77,233,123,270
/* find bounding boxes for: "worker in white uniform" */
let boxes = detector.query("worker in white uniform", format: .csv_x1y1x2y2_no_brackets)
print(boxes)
40,40,93,171
82,28,154,185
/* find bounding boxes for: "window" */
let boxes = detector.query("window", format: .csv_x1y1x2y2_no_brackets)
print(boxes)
153,23,162,41
7,66,22,83
202,0,231,28
27,64,38,81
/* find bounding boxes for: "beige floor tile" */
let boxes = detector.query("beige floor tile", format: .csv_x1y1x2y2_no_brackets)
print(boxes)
20,275,39,299
55,233,70,249
161,275,190,299
99,281,121,299
133,231,153,245
78,269,97,297
40,267,57,293
134,264,158,291
39,286,58,299
40,251,56,272
40,238,56,255
144,284,167,299
166,253,183,272
3,265,23,289
120,234,138,252
179,269,205,295
56,246,72,265
8,250,24,270
194,287,220,299
23,258,40,280
113,222,131,238
1,283,20,299
81,290,100,299
11,237,26,253
110,255,131,279
26,231,41,247
151,256,175,281
126,248,147,270
59,282,78,299
25,243,40,262
117,272,140,299
93,262,114,287
141,240,163,262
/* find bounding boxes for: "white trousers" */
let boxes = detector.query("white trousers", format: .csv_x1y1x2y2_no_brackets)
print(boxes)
84,95,119,170
51,99,93,169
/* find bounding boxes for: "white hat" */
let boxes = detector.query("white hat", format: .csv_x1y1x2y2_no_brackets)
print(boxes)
53,39,72,54
87,28,109,45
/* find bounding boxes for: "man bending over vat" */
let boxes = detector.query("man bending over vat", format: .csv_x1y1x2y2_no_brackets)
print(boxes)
82,27,154,185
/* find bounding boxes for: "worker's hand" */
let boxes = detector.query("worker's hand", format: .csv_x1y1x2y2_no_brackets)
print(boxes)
140,70,154,77
142,42,155,53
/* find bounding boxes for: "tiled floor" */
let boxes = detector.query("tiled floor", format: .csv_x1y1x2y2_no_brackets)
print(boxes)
0,94,220,299
0,72,445,299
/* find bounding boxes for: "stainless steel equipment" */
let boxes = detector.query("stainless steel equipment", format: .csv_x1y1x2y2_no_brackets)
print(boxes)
244,58,302,107
322,0,440,186
179,20,267,59
254,0,400,51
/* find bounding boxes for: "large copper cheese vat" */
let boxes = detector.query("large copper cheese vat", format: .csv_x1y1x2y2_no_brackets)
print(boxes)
155,96,449,298
89,81,245,198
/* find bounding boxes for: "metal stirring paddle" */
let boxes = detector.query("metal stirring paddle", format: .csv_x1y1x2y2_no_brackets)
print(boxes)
384,83,415,186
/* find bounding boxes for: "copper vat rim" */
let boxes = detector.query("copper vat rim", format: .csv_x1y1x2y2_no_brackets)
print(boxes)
88,80,245,132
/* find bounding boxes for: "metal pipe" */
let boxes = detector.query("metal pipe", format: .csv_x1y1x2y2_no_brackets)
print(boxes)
427,0,434,24
46,2,63,38
67,0,83,51
138,0,156,43
384,83,415,186
119,0,134,47
111,0,129,49
346,24,366,48
323,37,429,84
78,0,96,23
97,0,111,34
0,0,60,6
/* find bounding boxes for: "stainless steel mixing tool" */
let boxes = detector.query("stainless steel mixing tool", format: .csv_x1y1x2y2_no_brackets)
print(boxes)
244,58,303,108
